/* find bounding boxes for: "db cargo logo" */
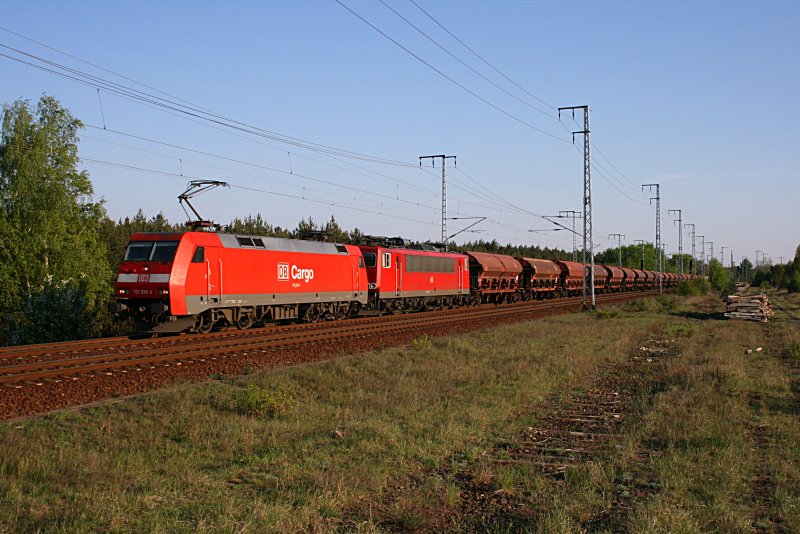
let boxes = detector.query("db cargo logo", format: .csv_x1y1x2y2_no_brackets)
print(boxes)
278,263,315,283
137,273,150,283
277,263,290,281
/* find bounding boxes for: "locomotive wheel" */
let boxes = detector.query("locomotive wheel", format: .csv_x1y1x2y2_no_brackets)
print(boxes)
304,305,321,323
197,312,214,334
236,313,253,330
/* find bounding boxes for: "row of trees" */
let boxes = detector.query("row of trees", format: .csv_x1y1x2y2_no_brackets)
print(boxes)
751,248,800,292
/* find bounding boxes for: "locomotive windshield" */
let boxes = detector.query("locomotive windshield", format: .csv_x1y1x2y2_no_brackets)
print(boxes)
124,240,179,262
363,252,376,268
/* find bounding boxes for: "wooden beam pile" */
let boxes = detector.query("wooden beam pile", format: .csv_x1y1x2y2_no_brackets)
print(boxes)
723,293,773,322
734,282,751,293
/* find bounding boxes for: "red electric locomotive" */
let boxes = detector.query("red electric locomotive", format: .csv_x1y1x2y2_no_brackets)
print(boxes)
358,245,470,312
111,232,368,333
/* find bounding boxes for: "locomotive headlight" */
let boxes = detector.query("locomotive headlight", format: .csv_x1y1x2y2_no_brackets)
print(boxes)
158,288,169,295
118,288,128,295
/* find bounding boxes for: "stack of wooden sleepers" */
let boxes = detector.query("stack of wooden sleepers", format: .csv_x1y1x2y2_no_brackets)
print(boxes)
723,293,773,322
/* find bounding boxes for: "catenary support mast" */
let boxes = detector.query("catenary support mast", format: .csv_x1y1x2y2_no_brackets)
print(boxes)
642,184,662,293
609,233,625,267
668,209,683,274
684,223,696,275
419,154,456,251
559,105,594,309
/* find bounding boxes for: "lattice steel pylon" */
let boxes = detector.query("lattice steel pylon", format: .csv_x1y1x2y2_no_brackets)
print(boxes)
668,209,683,274
609,233,625,267
558,210,582,262
642,183,662,293
684,223,696,275
696,235,705,276
559,105,594,309
419,154,456,251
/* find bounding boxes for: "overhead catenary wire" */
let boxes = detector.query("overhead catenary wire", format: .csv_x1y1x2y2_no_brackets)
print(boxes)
377,0,554,119
82,134,437,215
82,125,438,211
406,0,556,111
80,157,440,227
0,26,446,197
0,42,417,167
333,1,570,143
2,24,650,250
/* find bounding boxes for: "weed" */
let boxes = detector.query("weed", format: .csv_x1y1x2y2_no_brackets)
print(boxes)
411,334,432,350
444,483,461,506
494,465,519,492
594,309,619,319
655,295,676,311
233,384,296,418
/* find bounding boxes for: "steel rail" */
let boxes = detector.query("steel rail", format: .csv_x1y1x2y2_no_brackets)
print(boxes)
0,291,656,385
0,291,651,360
0,296,566,359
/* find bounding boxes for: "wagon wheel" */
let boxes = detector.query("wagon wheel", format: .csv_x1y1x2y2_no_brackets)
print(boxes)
196,312,214,334
236,313,253,330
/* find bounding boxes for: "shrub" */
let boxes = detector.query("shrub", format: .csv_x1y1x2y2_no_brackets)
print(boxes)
234,384,296,418
411,334,433,350
677,281,699,296
594,309,619,319
788,272,800,294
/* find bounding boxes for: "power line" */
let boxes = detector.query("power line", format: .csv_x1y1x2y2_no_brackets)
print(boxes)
80,157,439,227
406,0,555,111
0,41,416,166
333,1,570,142
378,0,553,119
82,134,437,214
82,125,437,211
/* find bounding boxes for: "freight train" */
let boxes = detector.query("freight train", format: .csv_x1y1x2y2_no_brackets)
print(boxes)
110,231,692,333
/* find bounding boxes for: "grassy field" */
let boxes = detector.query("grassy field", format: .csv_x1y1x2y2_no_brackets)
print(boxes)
1,292,798,533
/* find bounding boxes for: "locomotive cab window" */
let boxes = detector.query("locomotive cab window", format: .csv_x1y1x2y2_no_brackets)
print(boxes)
382,252,391,268
363,252,376,268
124,241,154,261
151,241,179,262
124,240,179,262
192,246,205,263
359,256,365,268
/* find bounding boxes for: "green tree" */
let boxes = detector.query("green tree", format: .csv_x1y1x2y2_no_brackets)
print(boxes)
740,257,754,282
707,258,731,293
0,96,111,344
788,271,800,293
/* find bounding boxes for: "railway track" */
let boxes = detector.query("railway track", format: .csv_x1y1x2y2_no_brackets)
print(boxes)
0,290,659,418
0,295,607,364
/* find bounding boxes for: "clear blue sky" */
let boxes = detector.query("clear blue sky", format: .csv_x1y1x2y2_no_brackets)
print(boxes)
2,0,798,263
